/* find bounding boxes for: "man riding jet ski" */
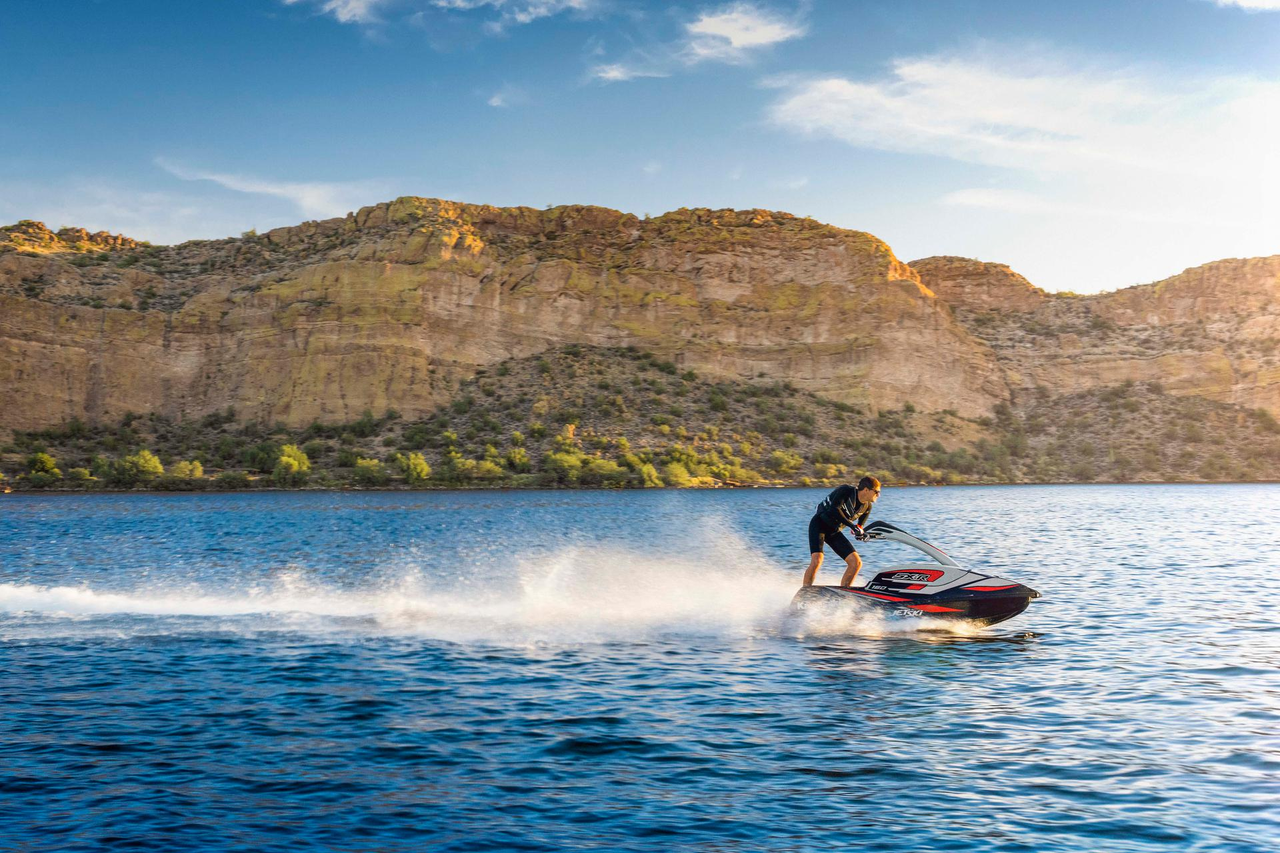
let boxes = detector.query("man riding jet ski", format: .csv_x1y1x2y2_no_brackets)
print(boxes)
793,519,1041,626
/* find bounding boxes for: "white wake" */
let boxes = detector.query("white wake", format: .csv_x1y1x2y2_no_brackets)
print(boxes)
0,541,806,644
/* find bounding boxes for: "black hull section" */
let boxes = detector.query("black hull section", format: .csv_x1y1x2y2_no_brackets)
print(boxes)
791,585,1036,627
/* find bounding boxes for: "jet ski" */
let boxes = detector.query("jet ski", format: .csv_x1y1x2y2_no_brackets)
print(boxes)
791,520,1040,626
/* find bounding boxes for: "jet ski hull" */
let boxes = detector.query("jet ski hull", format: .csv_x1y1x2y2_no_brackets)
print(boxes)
791,584,1038,627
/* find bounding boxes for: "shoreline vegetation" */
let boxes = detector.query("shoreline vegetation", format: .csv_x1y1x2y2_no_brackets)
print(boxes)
4,346,1279,493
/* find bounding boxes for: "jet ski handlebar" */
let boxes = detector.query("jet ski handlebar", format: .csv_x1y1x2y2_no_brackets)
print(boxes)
860,520,960,568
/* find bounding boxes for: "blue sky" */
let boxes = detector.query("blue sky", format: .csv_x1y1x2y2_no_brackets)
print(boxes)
3,0,1279,292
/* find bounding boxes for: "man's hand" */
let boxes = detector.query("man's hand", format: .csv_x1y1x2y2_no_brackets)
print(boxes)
851,524,867,541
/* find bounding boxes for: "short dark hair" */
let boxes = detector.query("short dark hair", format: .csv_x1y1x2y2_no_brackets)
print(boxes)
858,475,881,492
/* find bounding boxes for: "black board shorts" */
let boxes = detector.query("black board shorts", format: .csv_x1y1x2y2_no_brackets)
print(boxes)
808,514,855,560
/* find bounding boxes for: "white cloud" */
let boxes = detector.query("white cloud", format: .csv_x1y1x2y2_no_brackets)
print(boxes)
1210,0,1280,10
765,48,1280,291
591,63,669,82
766,49,1280,213
282,0,389,24
594,2,805,83
642,160,662,175
431,0,595,29
156,158,383,220
285,0,595,28
685,2,806,63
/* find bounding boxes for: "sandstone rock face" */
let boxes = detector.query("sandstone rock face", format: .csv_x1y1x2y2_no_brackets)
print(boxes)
3,200,1276,433
910,256,1048,313
1094,256,1280,326
918,255,1280,416
0,199,1008,431
2,221,142,254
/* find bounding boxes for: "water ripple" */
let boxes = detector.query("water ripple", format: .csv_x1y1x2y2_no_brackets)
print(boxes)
1,486,1278,852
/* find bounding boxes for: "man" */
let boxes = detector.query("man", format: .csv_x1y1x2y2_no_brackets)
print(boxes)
802,476,882,588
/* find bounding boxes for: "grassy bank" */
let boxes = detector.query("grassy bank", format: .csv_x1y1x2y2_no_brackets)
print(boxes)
4,346,1279,492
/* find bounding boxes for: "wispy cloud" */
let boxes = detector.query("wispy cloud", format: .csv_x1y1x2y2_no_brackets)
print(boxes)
684,2,807,64
641,160,662,176
766,48,1280,228
766,50,1280,174
590,62,670,82
1209,0,1280,10
593,2,806,83
282,0,389,24
285,0,597,29
431,0,596,31
156,158,383,220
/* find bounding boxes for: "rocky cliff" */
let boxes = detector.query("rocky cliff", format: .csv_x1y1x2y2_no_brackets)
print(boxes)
911,254,1280,415
1,199,1004,432
2,198,1278,437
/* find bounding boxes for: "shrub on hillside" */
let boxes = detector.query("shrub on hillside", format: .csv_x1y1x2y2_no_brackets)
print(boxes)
542,452,584,485
766,450,804,475
636,463,663,487
26,472,60,488
109,450,164,486
241,442,281,473
352,458,389,486
473,460,506,481
662,462,692,487
579,458,629,488
215,471,251,490
273,445,311,486
27,452,61,476
169,460,204,479
273,456,303,486
396,451,432,485
506,447,531,473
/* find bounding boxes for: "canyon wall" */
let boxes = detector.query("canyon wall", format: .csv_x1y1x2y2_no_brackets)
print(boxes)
2,198,1277,433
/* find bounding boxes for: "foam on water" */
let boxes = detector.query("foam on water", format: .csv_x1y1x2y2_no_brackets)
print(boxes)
0,543,969,644
0,537,809,643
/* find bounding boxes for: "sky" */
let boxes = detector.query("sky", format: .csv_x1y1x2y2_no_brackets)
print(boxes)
2,0,1279,293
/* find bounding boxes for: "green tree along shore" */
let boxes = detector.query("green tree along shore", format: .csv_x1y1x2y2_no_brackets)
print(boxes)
3,346,1279,492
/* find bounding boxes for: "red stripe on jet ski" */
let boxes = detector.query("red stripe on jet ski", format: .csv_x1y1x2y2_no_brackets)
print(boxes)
850,590,910,602
966,585,1018,591
913,604,964,613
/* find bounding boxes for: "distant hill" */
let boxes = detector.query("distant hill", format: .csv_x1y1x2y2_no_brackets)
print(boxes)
2,197,1278,488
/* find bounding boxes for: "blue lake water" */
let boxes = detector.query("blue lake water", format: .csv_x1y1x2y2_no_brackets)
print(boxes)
1,485,1278,852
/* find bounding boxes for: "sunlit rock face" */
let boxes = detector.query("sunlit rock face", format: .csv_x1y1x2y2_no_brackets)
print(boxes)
1,197,1277,432
912,253,1280,415
909,256,1049,313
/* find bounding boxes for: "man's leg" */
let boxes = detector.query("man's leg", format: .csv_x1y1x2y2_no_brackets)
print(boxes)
802,552,823,586
839,551,863,588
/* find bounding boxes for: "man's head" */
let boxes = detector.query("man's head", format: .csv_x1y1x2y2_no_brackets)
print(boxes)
857,475,881,504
